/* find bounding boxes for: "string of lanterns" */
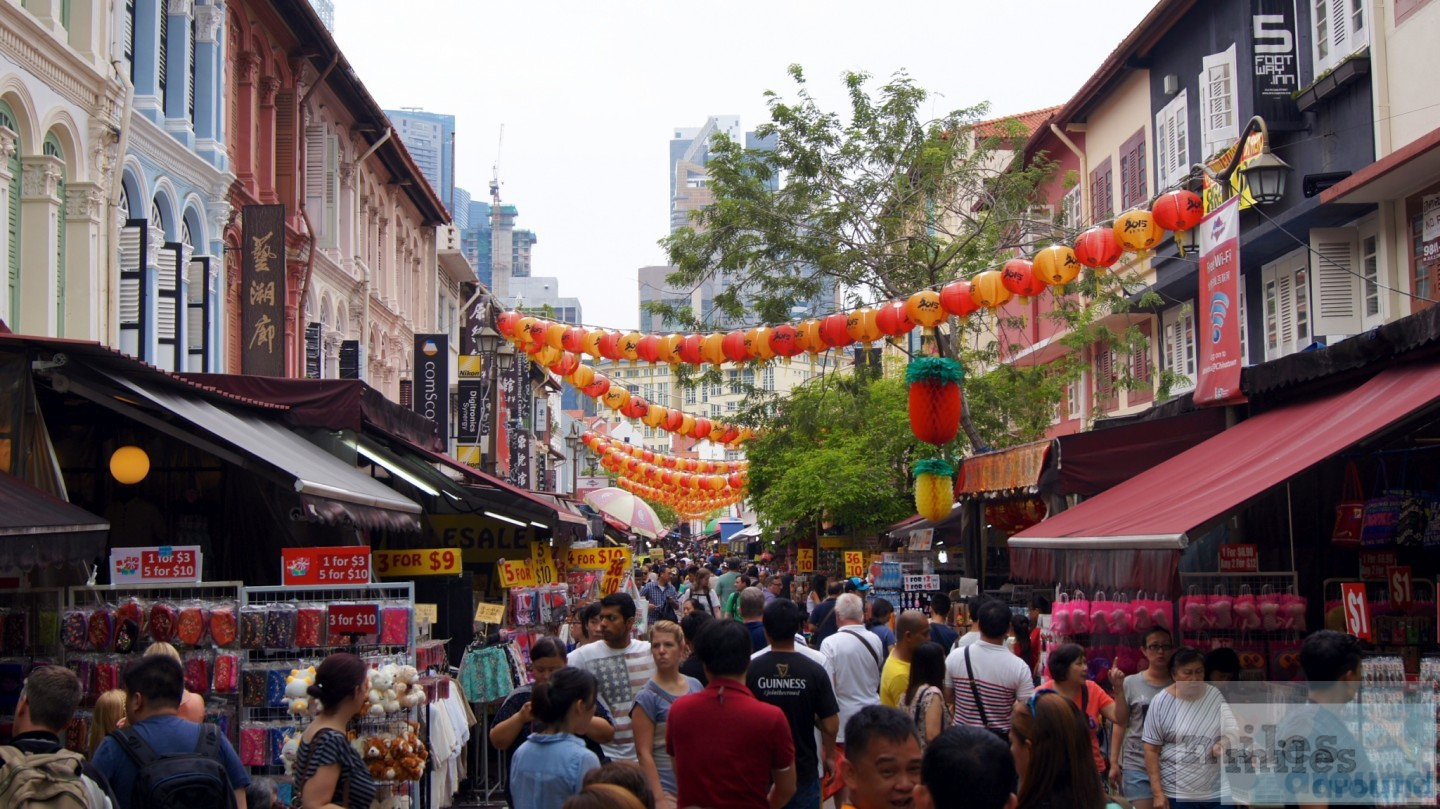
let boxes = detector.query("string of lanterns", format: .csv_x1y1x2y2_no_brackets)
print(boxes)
580,428,750,517
583,432,748,475
496,189,1206,370
615,476,744,519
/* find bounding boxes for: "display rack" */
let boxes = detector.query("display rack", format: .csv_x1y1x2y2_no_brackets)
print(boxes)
1324,577,1437,677
0,587,66,743
239,583,419,806
1177,572,1306,681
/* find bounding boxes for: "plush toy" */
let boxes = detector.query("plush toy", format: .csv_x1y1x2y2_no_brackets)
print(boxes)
280,735,301,775
284,666,317,717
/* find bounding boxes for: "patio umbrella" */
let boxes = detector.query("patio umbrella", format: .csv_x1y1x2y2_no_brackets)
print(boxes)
583,487,665,539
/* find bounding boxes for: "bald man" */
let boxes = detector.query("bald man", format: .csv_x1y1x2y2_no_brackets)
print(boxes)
880,611,932,707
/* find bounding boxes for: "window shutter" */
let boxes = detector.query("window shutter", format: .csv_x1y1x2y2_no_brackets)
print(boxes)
158,13,169,111
188,16,197,122
119,221,148,357
156,243,182,371
1090,158,1114,223
1310,227,1363,337
1120,130,1147,210
187,256,211,369
1277,271,1295,349
1200,46,1237,157
1096,347,1117,411
274,92,296,206
305,124,326,237
1155,91,1189,191
325,135,339,247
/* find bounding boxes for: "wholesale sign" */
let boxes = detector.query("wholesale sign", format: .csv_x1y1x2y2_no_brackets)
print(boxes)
240,205,286,376
413,334,449,435
1194,195,1247,406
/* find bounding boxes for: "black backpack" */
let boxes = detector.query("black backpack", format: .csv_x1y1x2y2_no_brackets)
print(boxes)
113,724,237,809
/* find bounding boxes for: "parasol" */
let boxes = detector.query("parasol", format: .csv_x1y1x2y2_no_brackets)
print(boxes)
583,487,665,539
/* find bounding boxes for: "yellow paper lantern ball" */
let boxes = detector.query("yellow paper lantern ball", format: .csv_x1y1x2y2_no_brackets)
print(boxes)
110,445,150,485
969,270,1013,309
905,290,947,328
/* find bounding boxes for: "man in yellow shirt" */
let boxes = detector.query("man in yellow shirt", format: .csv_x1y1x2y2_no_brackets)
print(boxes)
879,611,930,707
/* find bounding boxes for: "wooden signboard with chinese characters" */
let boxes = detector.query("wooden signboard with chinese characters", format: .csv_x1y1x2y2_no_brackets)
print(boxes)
241,205,286,376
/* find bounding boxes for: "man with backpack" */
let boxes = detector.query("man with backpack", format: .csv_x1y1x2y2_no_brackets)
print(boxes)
0,664,118,808
92,655,250,809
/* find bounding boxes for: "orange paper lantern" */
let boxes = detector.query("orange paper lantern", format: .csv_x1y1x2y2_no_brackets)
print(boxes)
569,364,596,389
905,290,947,328
746,327,775,361
1113,209,1164,252
619,331,644,362
969,270,1013,309
545,322,569,351
1032,244,1081,286
702,333,727,366
642,405,668,428
797,320,823,354
656,334,682,364
601,387,631,410
581,329,604,359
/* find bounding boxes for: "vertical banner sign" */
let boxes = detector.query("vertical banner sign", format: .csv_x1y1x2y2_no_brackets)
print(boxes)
413,334,449,438
510,355,531,489
1195,195,1248,406
1252,0,1300,123
1341,581,1371,641
1423,193,1440,268
241,205,286,376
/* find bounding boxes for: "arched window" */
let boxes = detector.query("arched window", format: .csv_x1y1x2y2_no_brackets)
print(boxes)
0,102,20,329
44,133,65,337
150,200,165,239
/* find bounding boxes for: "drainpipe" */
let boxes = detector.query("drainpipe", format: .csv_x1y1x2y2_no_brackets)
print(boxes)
106,62,136,345
1370,0,1392,156
358,127,393,167
296,206,318,374
1049,123,1088,224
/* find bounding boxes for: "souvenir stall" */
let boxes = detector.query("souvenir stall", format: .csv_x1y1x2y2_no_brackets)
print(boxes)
61,577,245,752
0,587,64,740
237,581,422,808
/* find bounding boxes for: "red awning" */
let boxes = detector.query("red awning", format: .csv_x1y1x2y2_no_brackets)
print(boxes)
1012,361,1440,549
959,440,1051,496
0,468,108,568
1055,407,1228,497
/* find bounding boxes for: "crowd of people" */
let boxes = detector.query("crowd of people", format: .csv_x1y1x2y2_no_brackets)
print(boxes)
491,557,1371,809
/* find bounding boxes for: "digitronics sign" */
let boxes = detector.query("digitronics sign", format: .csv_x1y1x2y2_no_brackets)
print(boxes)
413,334,449,434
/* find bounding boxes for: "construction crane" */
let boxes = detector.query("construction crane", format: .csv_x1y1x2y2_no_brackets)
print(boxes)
489,124,503,203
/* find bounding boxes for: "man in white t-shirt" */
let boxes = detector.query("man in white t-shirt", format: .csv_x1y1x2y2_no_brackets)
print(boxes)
566,592,656,761
944,599,1033,735
819,593,884,746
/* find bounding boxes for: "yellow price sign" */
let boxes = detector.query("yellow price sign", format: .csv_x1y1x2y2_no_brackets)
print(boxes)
844,551,866,579
415,603,438,625
531,542,559,585
373,549,462,577
497,557,537,588
473,602,506,624
797,548,815,574
565,547,631,569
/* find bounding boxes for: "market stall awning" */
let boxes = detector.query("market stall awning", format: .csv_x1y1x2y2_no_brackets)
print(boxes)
0,467,108,568
1055,408,1228,497
390,436,589,528
1011,361,1440,550
70,369,422,532
959,440,1050,496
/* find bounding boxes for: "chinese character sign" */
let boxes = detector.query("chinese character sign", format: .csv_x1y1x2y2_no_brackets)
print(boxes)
241,205,287,376
1195,196,1247,406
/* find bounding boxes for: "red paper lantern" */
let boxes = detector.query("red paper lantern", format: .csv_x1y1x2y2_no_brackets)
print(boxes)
1001,258,1047,298
678,334,705,365
939,281,979,317
620,396,649,419
636,334,661,364
581,374,611,398
728,472,745,489
875,300,916,337
527,319,551,346
664,409,685,433
692,418,713,440
1032,244,1081,286
560,327,587,353
497,311,521,338
770,324,802,358
1151,189,1205,232
548,352,580,376
1074,226,1123,268
722,331,750,363
598,331,623,360
820,313,855,348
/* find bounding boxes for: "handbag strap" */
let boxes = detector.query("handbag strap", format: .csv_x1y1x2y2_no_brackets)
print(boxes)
963,646,993,729
844,628,883,677
294,728,350,808
1343,461,1364,500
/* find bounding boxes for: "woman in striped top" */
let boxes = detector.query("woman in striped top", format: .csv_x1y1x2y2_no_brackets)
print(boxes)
1142,647,1239,809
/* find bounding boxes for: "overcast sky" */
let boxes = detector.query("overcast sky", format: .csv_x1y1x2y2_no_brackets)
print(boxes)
333,0,1159,331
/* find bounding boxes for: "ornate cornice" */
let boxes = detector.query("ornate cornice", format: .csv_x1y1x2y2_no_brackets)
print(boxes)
127,115,231,194
167,0,195,15
258,76,282,106
237,51,260,84
0,126,16,164
0,5,110,113
65,182,104,222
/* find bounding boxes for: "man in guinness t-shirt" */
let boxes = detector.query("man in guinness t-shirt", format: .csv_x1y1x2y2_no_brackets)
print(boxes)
749,598,840,809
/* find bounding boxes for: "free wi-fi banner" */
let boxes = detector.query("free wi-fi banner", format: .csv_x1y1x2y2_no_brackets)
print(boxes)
1195,195,1247,407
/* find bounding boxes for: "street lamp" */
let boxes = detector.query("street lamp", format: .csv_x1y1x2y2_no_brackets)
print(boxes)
1190,115,1292,206
496,342,515,372
565,423,583,495
475,326,499,359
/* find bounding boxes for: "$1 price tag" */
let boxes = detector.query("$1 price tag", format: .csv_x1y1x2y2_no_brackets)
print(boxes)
1341,582,1371,640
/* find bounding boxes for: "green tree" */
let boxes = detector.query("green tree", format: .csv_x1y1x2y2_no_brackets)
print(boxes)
745,369,917,537
656,66,1169,452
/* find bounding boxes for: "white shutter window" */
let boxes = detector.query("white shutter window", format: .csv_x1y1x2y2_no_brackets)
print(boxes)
1262,249,1317,359
325,134,339,248
1310,227,1363,338
1163,303,1197,392
1200,45,1238,158
1314,0,1369,75
1155,91,1189,191
305,124,326,239
118,222,147,359
1061,186,1082,231
1238,283,1250,366
187,256,212,369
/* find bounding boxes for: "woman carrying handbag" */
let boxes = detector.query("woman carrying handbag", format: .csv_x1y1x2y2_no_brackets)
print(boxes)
294,653,378,809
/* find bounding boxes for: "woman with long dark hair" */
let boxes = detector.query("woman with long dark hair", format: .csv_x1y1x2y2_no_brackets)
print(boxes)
1014,691,1111,809
511,667,603,809
1012,613,1038,680
807,575,828,618
897,641,949,747
295,653,378,809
